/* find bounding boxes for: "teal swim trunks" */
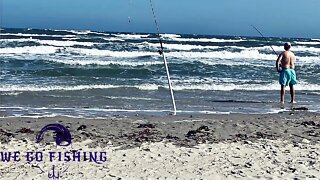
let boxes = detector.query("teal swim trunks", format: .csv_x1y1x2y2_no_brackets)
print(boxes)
279,68,297,86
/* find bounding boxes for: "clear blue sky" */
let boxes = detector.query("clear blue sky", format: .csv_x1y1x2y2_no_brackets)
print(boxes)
1,0,320,38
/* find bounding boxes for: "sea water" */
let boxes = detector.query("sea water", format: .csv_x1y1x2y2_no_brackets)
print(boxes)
0,28,319,118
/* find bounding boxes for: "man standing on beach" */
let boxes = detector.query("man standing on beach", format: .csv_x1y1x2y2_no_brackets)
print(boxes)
276,42,297,107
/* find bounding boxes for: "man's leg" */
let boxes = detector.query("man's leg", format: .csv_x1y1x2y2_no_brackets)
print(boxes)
289,84,295,103
280,85,285,104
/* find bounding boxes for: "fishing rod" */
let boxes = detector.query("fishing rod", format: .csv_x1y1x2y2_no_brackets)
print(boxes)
149,0,177,115
251,25,278,56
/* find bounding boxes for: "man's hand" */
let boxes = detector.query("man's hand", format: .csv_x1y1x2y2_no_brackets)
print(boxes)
277,68,281,73
276,65,282,73
276,53,282,73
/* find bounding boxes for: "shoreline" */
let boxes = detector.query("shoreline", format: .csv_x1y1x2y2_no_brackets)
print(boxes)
1,111,319,147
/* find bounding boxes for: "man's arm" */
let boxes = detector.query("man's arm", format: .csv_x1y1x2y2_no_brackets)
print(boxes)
276,53,282,73
292,53,296,69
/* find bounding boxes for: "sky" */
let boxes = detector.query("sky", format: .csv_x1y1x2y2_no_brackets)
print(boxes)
1,0,320,38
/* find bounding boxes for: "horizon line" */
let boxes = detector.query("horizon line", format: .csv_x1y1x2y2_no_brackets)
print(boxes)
0,26,318,40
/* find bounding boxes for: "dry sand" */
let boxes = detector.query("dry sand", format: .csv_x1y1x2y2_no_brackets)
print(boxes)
0,111,319,179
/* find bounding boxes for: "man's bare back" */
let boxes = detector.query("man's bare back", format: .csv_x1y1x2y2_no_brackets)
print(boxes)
276,46,296,72
280,51,296,69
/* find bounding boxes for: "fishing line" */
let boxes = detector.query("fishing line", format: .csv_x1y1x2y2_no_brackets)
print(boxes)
149,0,164,53
251,25,278,56
128,0,133,23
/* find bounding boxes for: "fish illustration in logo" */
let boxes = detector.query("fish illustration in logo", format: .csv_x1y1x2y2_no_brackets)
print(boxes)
36,123,72,146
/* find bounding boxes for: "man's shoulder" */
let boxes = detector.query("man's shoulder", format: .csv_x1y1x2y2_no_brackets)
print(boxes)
281,51,288,56
289,51,296,57
284,50,295,56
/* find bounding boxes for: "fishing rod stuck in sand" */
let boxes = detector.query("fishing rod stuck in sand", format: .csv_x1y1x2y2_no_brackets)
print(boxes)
149,0,177,115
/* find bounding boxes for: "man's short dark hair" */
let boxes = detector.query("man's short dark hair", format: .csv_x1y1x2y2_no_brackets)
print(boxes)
284,42,291,50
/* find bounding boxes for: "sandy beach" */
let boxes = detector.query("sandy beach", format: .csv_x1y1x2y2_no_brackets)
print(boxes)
0,111,319,179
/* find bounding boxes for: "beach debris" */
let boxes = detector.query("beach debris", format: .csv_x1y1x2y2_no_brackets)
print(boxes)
197,125,210,132
293,107,309,111
186,130,198,137
301,121,319,127
185,125,211,142
244,162,253,168
81,131,91,138
137,123,155,128
77,125,87,131
288,167,296,173
186,126,210,137
303,130,320,137
0,128,14,137
142,148,151,152
255,132,275,139
234,133,248,140
165,134,179,140
123,128,161,143
16,128,34,134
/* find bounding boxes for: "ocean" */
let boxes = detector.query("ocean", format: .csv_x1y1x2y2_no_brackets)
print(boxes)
0,28,319,118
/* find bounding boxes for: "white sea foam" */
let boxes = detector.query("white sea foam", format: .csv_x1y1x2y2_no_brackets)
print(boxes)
0,107,233,118
134,84,159,90
59,48,276,60
64,48,278,60
103,37,125,42
39,40,97,47
0,46,58,54
67,30,92,35
169,37,245,43
48,59,163,66
0,38,34,42
62,37,81,40
172,82,320,91
0,84,160,92
174,77,266,84
0,84,120,92
1,81,319,92
102,96,159,101
4,38,317,53
113,34,150,39
140,42,320,54
166,49,276,60
53,29,109,36
227,45,320,54
293,46,320,53
160,34,181,39
294,41,320,45
138,42,320,56
67,48,155,57
1,46,318,64
0,38,97,47
142,42,220,51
